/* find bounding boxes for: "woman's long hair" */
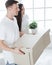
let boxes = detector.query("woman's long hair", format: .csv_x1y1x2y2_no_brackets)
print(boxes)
15,4,23,32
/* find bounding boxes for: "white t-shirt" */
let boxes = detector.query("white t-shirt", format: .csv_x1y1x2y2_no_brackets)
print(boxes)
0,16,19,64
21,15,29,33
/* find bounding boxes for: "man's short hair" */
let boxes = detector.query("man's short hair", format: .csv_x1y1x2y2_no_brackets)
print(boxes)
5,0,18,8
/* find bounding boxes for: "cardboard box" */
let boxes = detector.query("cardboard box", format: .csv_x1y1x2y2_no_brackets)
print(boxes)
14,29,50,65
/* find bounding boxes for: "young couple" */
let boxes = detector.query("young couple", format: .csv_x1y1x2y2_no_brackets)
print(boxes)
0,0,29,65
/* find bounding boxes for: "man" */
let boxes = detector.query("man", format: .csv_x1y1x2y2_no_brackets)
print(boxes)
0,0,23,65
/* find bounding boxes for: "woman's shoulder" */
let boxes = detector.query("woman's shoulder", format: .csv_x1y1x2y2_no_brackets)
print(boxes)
23,14,29,19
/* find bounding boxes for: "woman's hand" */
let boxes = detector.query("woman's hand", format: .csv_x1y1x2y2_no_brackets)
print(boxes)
19,31,24,37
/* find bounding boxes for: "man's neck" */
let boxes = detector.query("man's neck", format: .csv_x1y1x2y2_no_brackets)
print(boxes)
6,13,14,20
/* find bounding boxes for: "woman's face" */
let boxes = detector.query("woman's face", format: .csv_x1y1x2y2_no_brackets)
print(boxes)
21,6,25,16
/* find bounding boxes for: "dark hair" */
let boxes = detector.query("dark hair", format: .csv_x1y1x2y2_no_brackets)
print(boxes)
15,3,23,32
5,0,18,8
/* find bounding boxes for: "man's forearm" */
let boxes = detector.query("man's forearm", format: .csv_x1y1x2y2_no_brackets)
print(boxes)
0,40,24,54
0,40,14,52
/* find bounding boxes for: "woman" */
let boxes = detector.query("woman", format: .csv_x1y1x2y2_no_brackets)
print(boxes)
15,3,29,34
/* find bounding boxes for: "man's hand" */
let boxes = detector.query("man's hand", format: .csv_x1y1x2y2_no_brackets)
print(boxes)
13,48,25,55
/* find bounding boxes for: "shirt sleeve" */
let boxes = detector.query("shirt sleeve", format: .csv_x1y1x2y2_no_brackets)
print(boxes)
0,24,6,40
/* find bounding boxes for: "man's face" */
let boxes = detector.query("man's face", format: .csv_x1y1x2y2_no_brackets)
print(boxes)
10,3,19,16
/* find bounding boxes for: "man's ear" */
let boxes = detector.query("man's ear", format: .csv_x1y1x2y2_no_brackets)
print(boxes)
8,6,12,10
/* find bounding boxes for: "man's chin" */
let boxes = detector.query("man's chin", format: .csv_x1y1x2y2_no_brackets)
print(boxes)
15,14,18,16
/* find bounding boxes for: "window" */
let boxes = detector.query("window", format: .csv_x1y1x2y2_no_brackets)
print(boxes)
21,0,52,34
20,0,33,8
21,0,45,31
34,0,44,8
46,0,52,7
0,0,6,22
34,9,44,21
